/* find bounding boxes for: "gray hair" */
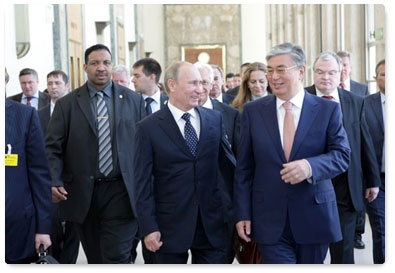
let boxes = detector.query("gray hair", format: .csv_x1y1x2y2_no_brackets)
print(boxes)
266,42,306,67
194,62,214,82
313,51,343,71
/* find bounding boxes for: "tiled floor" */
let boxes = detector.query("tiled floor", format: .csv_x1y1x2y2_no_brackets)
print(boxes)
77,215,374,264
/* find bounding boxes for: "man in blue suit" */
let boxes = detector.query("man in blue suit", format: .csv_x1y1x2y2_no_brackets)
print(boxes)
134,61,236,264
337,51,369,97
305,52,380,264
364,59,385,264
234,43,351,264
5,67,52,263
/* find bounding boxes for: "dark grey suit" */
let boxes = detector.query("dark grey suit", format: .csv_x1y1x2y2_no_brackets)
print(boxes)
8,91,51,110
46,81,145,263
306,85,380,263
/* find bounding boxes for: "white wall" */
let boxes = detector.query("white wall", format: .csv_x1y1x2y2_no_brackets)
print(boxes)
241,4,267,65
5,4,55,96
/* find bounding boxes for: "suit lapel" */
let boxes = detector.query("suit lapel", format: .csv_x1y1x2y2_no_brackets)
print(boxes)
76,84,97,135
371,93,384,132
290,92,320,159
5,100,15,141
256,96,285,160
158,106,192,156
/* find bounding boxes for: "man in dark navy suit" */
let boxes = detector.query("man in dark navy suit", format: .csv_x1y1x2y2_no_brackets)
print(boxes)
364,59,385,264
305,51,380,264
5,68,52,263
235,43,351,264
134,61,236,264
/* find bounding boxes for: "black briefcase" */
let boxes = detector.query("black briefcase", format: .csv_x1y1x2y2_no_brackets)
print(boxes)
36,244,59,264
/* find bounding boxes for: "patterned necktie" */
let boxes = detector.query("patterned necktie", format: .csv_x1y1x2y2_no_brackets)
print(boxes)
283,101,295,161
182,113,198,157
97,91,113,176
145,97,154,115
339,82,345,89
26,97,32,106
322,95,334,100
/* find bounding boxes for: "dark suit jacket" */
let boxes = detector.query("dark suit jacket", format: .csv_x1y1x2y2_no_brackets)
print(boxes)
350,79,369,97
134,106,235,253
306,85,381,212
45,81,145,223
227,85,240,96
211,98,240,156
222,92,235,105
5,99,52,263
364,92,385,178
8,91,51,110
38,104,51,135
234,91,350,245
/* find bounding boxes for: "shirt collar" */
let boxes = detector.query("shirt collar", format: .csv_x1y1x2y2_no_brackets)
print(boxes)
316,88,340,103
142,88,160,103
88,82,113,98
276,87,305,110
22,91,39,99
167,101,197,121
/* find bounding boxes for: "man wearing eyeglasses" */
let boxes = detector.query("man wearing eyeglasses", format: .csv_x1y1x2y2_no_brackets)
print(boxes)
234,43,351,264
305,51,380,264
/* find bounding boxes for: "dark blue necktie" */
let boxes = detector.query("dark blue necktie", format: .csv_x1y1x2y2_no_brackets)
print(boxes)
145,97,154,115
182,113,198,157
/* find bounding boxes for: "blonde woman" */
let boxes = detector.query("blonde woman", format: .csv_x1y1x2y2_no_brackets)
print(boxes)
231,62,269,112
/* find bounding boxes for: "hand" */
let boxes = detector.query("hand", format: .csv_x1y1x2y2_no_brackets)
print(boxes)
365,187,379,203
280,159,311,184
236,220,251,242
144,231,163,252
35,234,51,252
52,186,68,203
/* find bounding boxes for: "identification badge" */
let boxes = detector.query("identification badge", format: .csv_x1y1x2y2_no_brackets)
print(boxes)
5,154,18,166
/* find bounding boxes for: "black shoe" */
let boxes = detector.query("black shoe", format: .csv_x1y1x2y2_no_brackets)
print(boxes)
354,238,365,249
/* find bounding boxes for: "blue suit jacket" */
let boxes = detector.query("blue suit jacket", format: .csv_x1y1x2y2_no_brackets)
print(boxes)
306,85,381,211
364,92,385,179
5,99,52,263
234,91,350,245
134,105,235,252
350,79,369,97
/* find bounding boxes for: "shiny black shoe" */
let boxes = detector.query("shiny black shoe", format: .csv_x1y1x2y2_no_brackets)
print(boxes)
354,238,365,249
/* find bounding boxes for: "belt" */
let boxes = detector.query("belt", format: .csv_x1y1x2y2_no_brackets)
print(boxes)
95,177,122,183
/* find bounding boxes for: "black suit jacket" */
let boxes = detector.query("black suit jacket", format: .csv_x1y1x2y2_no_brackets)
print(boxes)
45,81,145,223
211,98,240,156
8,91,51,110
306,85,380,212
38,104,51,135
364,92,385,177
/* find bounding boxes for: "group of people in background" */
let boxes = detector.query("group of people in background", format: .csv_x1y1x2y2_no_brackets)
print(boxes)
5,42,385,264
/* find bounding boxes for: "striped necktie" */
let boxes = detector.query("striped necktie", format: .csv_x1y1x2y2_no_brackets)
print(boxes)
26,96,32,106
97,91,113,176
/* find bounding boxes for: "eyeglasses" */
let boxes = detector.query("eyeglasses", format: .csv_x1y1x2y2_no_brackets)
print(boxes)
266,65,298,76
314,69,339,77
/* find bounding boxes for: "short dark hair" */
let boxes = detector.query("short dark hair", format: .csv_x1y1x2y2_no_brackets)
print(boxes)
47,70,69,84
84,44,112,64
226,73,235,79
19,68,39,79
133,58,162,84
